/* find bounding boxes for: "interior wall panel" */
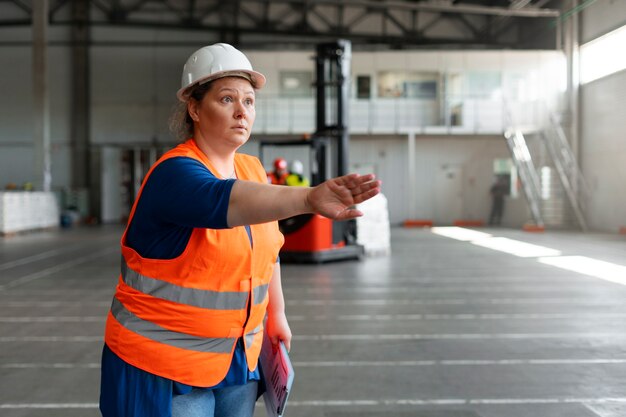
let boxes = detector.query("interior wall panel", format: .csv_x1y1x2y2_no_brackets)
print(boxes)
580,70,626,232
581,0,626,43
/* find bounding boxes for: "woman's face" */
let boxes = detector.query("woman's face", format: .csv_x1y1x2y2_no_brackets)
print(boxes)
188,76,256,150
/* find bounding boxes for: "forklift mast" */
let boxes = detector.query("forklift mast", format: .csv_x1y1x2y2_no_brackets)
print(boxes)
314,40,359,251
315,40,351,179
259,40,363,263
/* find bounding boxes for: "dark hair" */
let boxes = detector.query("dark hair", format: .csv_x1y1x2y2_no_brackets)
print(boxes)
168,82,213,142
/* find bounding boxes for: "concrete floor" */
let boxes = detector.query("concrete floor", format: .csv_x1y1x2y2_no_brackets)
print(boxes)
2,225,626,417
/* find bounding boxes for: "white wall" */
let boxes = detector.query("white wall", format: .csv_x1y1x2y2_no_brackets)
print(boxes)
91,46,184,144
578,2,626,232
348,135,530,226
581,0,626,43
0,40,73,189
580,70,626,232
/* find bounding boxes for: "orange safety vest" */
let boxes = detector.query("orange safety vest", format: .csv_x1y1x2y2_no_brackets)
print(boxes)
267,171,288,185
104,139,284,387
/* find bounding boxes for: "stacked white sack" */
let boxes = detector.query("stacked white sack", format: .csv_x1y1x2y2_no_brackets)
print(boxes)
0,192,59,234
356,193,391,256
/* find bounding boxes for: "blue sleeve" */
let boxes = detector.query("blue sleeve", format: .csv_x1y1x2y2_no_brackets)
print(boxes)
125,157,236,259
141,157,235,229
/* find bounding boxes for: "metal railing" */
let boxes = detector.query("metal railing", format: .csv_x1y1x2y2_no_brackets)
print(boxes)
541,113,590,230
502,96,590,230
253,95,546,135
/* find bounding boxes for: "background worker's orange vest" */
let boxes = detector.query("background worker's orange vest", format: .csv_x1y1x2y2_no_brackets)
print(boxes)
104,139,284,387
267,171,288,185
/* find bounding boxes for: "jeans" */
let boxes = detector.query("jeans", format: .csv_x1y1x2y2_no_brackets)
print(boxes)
171,381,258,417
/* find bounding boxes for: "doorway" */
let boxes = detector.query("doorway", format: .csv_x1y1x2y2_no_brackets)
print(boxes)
434,164,463,224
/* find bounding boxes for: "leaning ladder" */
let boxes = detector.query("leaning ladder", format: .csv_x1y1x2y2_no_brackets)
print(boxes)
504,129,545,228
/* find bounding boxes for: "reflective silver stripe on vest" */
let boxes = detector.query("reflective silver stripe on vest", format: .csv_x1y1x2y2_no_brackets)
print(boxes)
111,297,236,354
245,324,263,348
253,284,269,305
122,260,248,311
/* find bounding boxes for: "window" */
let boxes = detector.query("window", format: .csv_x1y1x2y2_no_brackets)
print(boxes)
445,73,464,126
279,71,313,98
581,24,626,84
356,75,371,99
541,166,551,200
377,71,438,98
467,71,502,99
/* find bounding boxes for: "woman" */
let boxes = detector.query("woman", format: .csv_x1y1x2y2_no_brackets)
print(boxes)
100,43,380,417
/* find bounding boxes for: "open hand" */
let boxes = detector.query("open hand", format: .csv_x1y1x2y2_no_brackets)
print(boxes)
305,173,381,221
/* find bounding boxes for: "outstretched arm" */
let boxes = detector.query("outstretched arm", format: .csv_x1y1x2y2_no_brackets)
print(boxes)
226,173,380,227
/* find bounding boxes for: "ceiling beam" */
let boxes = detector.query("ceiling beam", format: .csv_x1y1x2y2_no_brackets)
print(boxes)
0,0,560,49
240,0,560,17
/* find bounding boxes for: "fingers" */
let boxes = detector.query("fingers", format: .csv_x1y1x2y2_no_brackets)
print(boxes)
275,333,292,352
337,173,376,190
309,173,380,220
352,182,381,204
338,174,381,201
268,330,291,352
334,208,364,221
266,314,292,351
269,334,279,346
335,174,380,219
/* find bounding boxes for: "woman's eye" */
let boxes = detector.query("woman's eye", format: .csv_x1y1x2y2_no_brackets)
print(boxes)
245,98,254,106
222,96,233,103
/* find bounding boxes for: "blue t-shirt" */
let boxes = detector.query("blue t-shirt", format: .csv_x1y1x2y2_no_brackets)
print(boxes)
126,156,237,258
101,157,259,417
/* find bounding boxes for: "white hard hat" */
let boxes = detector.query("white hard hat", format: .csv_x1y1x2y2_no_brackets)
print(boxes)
289,160,304,175
176,43,266,101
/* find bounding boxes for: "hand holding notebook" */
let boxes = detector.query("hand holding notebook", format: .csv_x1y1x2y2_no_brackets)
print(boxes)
260,331,295,417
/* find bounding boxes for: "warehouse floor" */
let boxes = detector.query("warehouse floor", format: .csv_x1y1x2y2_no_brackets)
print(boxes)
2,225,626,417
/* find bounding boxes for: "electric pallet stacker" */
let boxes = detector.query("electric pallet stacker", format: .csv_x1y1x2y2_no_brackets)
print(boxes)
259,40,364,263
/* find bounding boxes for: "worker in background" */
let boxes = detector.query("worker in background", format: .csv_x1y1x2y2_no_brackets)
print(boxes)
267,157,288,185
286,159,310,187
99,42,381,417
488,175,508,226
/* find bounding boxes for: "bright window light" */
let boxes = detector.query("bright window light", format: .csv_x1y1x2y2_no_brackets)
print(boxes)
431,227,492,241
538,256,626,286
580,24,626,84
432,228,626,285
431,228,561,258
471,237,562,258
541,166,551,200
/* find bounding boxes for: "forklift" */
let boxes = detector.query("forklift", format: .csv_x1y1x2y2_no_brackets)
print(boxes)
259,40,364,263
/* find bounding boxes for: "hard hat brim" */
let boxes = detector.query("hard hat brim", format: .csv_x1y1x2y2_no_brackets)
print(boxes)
176,69,266,102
